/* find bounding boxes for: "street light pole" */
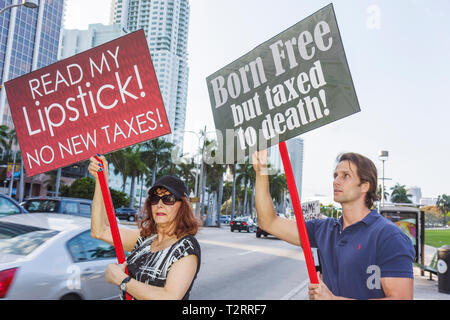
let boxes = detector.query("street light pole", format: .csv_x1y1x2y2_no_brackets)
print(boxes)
0,1,38,15
182,129,203,198
379,150,389,207
1,0,39,198
198,126,207,216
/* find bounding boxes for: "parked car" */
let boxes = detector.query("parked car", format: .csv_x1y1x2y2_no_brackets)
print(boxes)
256,213,285,238
0,194,28,217
21,197,93,218
230,216,257,233
256,226,271,238
115,207,138,222
0,213,124,300
219,215,231,224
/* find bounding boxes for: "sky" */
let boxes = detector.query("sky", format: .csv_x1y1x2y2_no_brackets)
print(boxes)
64,0,450,204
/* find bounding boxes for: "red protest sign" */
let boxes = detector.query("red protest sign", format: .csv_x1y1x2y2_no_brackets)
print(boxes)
5,29,170,176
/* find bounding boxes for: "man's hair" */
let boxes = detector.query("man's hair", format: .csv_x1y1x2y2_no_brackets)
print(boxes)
336,152,379,209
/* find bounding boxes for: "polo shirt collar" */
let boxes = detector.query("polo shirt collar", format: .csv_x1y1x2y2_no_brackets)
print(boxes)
335,209,380,228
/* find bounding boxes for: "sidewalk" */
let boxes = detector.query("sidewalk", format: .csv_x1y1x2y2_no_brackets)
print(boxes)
413,245,450,300
287,245,450,300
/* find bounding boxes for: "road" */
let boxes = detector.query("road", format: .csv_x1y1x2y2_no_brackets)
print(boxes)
190,225,309,300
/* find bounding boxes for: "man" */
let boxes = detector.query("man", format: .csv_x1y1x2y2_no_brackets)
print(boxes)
253,150,415,300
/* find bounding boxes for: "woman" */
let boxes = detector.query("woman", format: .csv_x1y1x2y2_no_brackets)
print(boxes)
89,155,201,300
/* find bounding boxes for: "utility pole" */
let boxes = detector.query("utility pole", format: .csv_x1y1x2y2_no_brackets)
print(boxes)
198,126,206,216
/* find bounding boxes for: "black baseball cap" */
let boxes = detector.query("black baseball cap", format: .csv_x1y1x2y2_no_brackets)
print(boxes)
148,176,189,199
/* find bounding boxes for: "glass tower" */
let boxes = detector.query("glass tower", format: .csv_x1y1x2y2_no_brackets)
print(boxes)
268,136,304,201
112,0,190,148
0,0,65,127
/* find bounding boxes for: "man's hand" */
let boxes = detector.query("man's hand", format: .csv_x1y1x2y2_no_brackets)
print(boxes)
252,150,269,176
308,272,335,300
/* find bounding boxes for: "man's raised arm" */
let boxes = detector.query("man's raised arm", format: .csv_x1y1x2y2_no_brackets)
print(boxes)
253,150,302,247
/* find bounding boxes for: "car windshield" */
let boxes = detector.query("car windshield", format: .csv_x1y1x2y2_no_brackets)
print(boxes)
23,200,59,213
0,197,21,217
0,222,59,256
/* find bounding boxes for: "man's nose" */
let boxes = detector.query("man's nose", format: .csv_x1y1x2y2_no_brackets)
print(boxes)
333,176,342,186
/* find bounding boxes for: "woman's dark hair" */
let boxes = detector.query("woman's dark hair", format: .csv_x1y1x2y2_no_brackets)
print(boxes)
336,152,379,209
138,196,200,239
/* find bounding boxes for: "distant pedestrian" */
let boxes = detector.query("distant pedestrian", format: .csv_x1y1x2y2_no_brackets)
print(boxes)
253,150,415,300
89,155,201,300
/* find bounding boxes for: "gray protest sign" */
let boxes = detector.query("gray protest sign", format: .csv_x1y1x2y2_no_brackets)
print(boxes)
206,4,360,163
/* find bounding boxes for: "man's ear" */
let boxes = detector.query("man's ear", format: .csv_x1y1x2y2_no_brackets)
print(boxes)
360,181,370,194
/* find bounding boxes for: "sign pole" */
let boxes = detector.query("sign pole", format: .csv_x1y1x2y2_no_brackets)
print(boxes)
278,141,319,284
95,156,132,300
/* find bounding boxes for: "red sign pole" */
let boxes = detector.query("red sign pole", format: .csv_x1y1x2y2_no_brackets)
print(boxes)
95,156,132,300
278,141,319,284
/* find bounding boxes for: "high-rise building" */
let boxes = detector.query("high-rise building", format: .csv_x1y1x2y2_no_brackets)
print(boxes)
267,136,304,201
111,0,190,148
59,23,128,60
59,22,139,200
0,0,65,127
407,186,422,205
0,0,65,197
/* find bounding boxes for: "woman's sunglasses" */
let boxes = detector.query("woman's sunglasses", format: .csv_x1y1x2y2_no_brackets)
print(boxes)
149,194,179,206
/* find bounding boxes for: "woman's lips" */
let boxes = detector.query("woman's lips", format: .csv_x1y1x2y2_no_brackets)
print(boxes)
156,212,166,216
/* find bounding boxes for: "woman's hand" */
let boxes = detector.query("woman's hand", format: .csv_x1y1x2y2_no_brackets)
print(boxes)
88,154,108,180
105,262,128,286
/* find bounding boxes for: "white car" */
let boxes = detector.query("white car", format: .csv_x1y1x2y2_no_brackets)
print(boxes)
0,213,126,300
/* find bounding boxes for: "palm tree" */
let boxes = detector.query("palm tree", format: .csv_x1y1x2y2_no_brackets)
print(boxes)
436,194,450,226
269,171,288,211
140,138,174,186
0,125,10,158
108,149,129,193
228,163,237,220
177,157,196,196
236,159,254,216
200,139,227,225
390,183,412,203
124,145,148,208
377,185,389,202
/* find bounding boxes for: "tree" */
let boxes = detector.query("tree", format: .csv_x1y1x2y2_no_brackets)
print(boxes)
177,157,196,196
60,177,95,199
228,163,237,220
377,184,389,202
43,170,63,194
236,160,253,216
107,149,129,193
140,138,174,186
390,183,412,203
269,171,288,210
321,203,339,218
422,205,444,226
124,145,148,208
436,194,450,226
0,125,10,157
201,139,227,225
109,189,130,209
60,177,129,208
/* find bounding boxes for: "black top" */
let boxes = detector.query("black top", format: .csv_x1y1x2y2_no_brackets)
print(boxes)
123,234,201,300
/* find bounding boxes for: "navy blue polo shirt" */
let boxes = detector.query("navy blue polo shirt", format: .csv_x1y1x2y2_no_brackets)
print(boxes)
306,210,415,300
